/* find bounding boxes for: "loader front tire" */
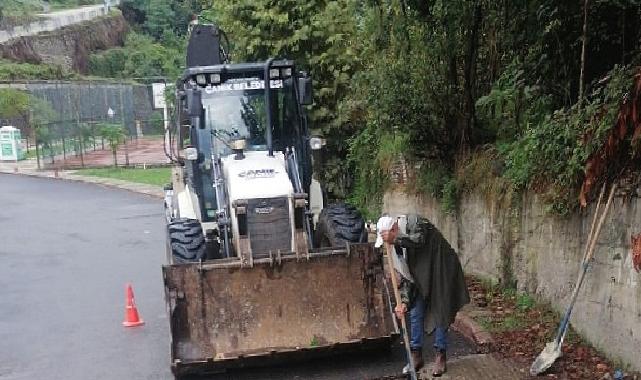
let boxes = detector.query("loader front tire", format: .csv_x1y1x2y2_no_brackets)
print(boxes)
167,218,206,263
316,203,367,248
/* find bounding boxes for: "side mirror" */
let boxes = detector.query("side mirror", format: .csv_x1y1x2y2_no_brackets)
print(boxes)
298,77,313,105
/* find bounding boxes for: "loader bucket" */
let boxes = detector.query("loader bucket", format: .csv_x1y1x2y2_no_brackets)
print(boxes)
162,243,398,378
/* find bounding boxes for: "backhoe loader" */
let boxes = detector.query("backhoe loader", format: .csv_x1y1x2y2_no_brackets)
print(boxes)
162,23,398,378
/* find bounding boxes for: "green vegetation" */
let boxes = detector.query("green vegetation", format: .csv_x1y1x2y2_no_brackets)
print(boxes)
8,0,637,215
0,59,75,81
98,123,126,166
79,167,170,186
476,286,538,333
88,0,200,79
0,0,43,26
206,0,641,215
89,32,183,79
206,0,360,199
0,89,30,118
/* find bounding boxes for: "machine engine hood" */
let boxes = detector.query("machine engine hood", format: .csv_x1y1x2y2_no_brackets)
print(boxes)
222,151,294,202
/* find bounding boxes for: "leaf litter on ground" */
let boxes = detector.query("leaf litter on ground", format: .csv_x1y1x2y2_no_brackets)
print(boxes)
466,276,640,380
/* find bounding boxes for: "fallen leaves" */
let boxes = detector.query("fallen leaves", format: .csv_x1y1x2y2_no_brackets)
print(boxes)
466,276,641,380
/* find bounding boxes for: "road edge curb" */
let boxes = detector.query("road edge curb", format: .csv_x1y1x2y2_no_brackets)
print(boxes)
451,311,495,353
0,170,164,199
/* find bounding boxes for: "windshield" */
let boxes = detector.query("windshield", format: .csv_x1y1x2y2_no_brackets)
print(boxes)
202,78,299,156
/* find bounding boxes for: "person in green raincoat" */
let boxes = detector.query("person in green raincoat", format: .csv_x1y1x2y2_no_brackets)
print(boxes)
381,214,470,377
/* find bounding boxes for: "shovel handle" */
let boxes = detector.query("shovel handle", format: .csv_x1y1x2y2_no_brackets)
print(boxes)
385,243,418,380
555,184,616,344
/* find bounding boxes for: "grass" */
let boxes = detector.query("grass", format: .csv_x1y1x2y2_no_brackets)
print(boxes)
474,285,537,333
78,167,171,187
0,59,75,80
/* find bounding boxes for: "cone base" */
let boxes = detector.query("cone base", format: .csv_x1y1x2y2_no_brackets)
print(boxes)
122,320,145,327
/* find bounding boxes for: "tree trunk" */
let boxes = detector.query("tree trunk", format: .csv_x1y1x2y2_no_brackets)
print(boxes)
35,140,40,170
621,7,626,65
79,137,84,168
462,0,482,149
578,0,589,107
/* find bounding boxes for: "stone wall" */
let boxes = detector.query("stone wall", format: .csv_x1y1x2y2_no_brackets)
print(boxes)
384,190,641,371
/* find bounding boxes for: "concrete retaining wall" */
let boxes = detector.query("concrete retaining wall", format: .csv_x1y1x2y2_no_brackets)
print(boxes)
0,2,121,44
384,190,641,371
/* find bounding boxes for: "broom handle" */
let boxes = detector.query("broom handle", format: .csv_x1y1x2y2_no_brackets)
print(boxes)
555,184,616,344
385,243,418,380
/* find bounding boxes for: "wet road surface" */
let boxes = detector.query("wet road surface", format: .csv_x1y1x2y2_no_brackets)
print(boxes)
0,174,171,380
0,174,475,380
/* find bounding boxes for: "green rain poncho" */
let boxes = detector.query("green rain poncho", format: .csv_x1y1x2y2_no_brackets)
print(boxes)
396,214,470,332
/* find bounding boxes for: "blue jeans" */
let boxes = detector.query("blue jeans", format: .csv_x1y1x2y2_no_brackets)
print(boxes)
409,296,448,351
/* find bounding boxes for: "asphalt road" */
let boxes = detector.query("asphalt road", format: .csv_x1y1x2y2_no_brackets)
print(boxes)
0,174,171,380
0,174,475,380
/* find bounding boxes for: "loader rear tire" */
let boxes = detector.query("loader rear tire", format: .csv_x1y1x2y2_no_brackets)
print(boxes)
316,203,367,247
167,218,206,263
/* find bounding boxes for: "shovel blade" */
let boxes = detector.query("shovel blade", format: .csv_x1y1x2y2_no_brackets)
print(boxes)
530,341,562,376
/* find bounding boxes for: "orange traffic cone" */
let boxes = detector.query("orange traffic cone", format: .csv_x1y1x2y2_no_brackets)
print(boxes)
122,283,145,327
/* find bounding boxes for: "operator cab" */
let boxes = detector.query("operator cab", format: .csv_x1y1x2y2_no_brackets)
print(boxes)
184,62,307,157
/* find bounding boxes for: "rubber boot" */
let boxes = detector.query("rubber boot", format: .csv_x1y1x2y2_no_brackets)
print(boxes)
432,350,447,377
402,348,424,374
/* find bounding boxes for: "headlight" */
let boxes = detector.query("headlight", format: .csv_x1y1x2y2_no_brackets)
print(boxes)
309,137,326,150
269,68,280,79
281,68,292,78
195,74,207,85
210,73,221,84
231,138,247,150
184,147,198,160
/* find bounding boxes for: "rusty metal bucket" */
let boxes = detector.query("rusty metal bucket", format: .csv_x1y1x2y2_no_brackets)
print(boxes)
162,243,398,378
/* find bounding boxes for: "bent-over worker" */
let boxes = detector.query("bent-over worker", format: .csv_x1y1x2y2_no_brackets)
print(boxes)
381,214,469,377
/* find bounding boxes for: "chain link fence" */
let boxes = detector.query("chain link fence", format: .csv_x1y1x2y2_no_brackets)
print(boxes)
0,80,167,169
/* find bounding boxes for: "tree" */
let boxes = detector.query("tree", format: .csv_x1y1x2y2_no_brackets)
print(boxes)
144,0,174,40
29,96,58,165
99,124,126,167
203,0,641,214
0,89,30,120
206,0,361,196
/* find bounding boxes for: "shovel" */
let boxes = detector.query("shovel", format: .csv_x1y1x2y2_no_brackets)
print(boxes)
385,242,418,380
530,184,615,375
